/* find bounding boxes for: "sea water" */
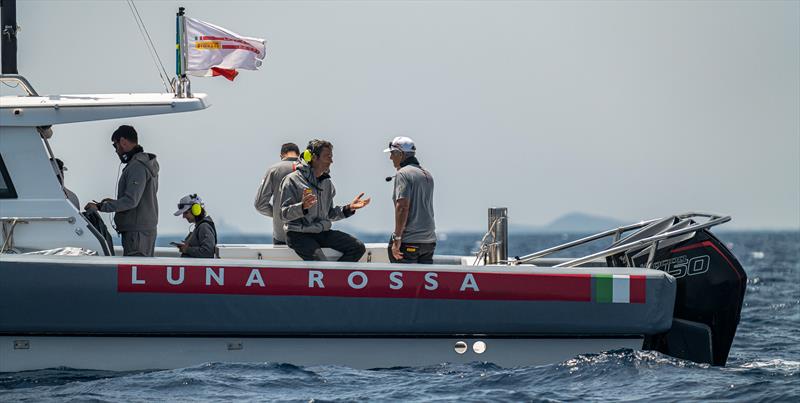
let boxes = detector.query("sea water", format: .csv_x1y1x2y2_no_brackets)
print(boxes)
2,231,797,402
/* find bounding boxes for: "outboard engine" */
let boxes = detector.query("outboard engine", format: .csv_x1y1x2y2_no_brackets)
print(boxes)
609,218,747,366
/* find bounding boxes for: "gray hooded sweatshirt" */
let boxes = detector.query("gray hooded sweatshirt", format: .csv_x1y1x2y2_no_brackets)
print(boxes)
279,164,354,234
100,151,160,232
254,157,299,242
182,216,217,258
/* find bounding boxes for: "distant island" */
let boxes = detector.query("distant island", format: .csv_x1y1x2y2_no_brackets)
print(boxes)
510,212,628,234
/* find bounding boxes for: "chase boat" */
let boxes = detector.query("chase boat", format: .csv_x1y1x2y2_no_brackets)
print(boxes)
0,75,748,371
0,5,747,371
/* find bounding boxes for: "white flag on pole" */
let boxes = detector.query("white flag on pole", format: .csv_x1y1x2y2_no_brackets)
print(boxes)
185,17,266,81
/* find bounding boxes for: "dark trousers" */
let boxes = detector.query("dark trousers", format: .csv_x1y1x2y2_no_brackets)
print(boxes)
121,230,157,257
388,240,436,264
286,230,366,262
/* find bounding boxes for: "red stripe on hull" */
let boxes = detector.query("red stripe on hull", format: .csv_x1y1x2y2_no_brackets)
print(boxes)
117,265,593,302
630,275,647,303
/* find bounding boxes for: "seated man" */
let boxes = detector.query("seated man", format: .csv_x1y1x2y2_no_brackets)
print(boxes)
280,139,370,261
173,194,217,258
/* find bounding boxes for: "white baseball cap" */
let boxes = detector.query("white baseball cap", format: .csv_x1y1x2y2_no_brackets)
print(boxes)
383,136,416,153
174,194,203,216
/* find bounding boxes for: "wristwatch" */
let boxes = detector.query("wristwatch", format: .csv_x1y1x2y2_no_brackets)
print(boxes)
391,233,402,242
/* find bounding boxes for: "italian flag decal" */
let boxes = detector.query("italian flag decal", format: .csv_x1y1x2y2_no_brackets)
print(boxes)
593,274,646,303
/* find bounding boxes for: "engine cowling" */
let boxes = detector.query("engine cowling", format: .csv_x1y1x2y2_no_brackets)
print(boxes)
612,226,747,366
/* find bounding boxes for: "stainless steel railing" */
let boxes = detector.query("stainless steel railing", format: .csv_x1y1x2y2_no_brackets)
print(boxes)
511,212,730,268
1,216,76,253
0,74,39,96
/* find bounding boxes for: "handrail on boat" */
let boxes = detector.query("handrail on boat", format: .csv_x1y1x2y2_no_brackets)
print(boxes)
1,216,77,253
0,74,39,97
1,216,76,224
511,217,663,264
511,212,731,268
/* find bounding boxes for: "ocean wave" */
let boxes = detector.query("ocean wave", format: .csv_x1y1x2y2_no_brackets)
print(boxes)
732,359,800,375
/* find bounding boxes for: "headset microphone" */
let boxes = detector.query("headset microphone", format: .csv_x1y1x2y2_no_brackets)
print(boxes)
385,175,395,182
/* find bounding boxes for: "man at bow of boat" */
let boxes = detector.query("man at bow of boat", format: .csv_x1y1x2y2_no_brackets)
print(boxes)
279,139,371,261
385,136,436,263
254,142,301,245
85,125,160,257
174,194,217,258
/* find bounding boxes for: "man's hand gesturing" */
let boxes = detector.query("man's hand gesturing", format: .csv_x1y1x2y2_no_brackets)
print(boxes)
349,192,371,210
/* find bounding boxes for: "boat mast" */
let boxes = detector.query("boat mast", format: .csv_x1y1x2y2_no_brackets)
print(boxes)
1,0,18,74
175,6,191,98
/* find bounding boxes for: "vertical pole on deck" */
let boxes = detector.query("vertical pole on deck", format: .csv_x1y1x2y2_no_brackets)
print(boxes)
487,207,508,265
1,0,19,74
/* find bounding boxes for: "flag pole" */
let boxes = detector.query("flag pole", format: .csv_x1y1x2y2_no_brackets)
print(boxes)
176,6,192,98
175,7,181,96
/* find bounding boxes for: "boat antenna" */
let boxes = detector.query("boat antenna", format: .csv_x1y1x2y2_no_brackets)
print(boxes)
175,6,192,98
1,0,19,74
125,0,172,93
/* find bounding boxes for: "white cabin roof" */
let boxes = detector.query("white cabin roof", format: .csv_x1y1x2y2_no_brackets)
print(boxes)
0,93,210,127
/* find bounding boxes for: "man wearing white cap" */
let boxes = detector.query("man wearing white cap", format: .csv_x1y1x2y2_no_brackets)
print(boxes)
173,194,217,258
385,136,436,263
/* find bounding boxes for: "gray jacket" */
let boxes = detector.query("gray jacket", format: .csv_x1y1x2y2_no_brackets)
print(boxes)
182,216,217,258
254,157,299,242
100,151,159,232
280,164,354,234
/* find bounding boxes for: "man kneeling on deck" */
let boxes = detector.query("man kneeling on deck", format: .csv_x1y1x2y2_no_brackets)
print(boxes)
174,194,218,258
280,139,371,261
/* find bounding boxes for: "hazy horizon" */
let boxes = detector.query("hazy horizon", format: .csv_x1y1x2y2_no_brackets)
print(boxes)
5,1,799,234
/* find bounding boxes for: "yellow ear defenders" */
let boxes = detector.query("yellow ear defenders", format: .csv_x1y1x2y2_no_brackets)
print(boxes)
190,194,203,216
303,139,321,163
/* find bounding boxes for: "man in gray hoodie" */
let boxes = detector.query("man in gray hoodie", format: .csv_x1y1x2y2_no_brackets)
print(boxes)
280,139,371,261
254,142,300,245
85,125,160,256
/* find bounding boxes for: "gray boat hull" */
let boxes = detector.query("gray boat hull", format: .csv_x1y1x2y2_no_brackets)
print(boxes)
0,255,674,370
1,255,675,336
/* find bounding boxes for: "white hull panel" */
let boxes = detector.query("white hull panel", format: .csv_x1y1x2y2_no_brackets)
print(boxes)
0,336,643,372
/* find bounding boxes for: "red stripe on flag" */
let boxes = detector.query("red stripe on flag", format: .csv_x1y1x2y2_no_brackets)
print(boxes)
211,67,238,81
199,35,253,46
221,44,260,54
630,275,647,303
